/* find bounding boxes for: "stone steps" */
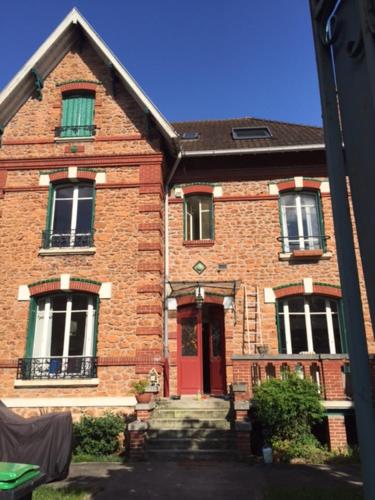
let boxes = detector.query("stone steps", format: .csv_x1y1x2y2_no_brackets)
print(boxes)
146,398,238,460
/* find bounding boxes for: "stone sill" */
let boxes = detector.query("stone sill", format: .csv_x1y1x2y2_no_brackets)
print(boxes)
279,250,332,261
183,240,215,247
39,247,96,256
54,137,95,143
323,400,354,410
3,396,136,408
14,378,99,388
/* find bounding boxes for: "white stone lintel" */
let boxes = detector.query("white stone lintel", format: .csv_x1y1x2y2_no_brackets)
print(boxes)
39,174,50,187
60,274,70,290
68,166,78,179
268,183,279,195
303,277,314,294
99,282,112,299
17,285,30,301
213,186,223,197
264,288,276,304
320,181,330,193
294,176,304,190
95,172,106,184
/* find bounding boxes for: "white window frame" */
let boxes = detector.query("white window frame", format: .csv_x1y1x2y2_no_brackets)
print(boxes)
279,297,339,355
185,195,212,241
32,294,96,361
51,183,93,247
280,192,322,252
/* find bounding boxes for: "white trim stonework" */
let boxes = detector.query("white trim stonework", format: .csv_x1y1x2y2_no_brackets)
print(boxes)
14,379,99,388
3,396,137,407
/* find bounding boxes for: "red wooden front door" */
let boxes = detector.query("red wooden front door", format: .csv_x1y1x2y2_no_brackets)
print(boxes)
177,305,226,395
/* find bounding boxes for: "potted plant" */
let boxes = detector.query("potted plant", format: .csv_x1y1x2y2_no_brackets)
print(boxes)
131,379,152,404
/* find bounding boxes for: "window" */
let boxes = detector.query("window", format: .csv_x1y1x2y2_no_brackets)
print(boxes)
181,131,199,140
280,192,324,252
44,183,94,248
232,127,272,140
277,296,345,355
22,293,97,379
184,195,213,240
59,91,95,138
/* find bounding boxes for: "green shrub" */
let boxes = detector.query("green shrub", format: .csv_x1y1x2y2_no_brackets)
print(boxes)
73,412,124,456
253,374,324,442
272,435,329,464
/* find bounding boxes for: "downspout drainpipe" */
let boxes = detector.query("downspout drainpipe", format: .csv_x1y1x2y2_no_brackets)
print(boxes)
163,151,183,365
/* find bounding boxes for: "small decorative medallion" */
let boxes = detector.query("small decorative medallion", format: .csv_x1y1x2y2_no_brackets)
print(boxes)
193,260,206,275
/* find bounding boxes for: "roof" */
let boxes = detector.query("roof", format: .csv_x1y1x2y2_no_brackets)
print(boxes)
172,117,324,154
0,8,177,143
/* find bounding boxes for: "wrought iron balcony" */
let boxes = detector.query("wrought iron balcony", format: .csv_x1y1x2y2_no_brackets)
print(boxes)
277,234,329,252
42,230,94,249
54,125,96,138
17,356,97,380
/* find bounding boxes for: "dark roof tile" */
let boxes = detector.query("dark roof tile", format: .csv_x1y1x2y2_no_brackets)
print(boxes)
171,117,324,152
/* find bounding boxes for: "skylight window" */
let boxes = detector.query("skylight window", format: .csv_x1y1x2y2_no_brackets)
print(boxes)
232,127,272,140
181,131,199,140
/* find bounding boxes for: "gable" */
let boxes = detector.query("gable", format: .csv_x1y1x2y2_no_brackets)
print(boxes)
0,8,177,145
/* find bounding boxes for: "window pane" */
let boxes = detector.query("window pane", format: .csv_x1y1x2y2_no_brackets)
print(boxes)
50,312,66,357
181,317,198,356
281,194,297,207
278,315,287,354
311,314,330,353
76,199,93,233
53,199,72,233
309,297,326,313
68,312,87,356
78,185,93,198
289,315,308,353
52,295,68,311
55,186,74,199
287,298,304,313
211,320,222,357
201,210,211,239
72,294,89,311
332,315,343,353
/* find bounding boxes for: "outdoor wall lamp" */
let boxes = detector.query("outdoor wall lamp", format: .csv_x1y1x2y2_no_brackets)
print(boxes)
195,285,205,309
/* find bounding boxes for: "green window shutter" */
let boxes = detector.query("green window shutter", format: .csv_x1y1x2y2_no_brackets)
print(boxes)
25,298,37,357
43,184,54,248
61,92,95,138
316,192,327,252
275,302,283,354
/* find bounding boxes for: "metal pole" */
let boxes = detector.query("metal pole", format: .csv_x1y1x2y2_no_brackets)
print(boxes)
309,2,375,498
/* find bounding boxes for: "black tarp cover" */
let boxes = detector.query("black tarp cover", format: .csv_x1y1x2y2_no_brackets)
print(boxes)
0,403,72,482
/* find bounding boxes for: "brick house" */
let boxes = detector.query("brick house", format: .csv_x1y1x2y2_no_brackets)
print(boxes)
0,9,370,450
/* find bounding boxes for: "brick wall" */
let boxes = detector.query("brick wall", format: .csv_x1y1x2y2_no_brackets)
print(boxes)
0,40,164,404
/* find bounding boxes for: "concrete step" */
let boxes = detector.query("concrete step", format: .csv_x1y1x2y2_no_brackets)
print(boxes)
147,437,236,450
147,428,233,440
146,449,239,461
149,418,231,430
156,398,230,410
152,409,231,420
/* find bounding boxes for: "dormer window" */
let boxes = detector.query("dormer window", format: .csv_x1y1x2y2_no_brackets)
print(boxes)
181,131,199,140
58,91,95,138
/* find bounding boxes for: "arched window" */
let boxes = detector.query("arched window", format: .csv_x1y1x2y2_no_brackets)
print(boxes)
60,91,95,138
44,182,94,248
184,194,213,240
277,295,345,355
24,293,97,379
280,191,324,252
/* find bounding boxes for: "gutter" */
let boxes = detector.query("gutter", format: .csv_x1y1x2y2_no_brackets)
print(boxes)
181,143,325,157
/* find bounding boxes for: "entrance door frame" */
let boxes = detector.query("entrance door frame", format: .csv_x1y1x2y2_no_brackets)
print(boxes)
177,302,226,395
